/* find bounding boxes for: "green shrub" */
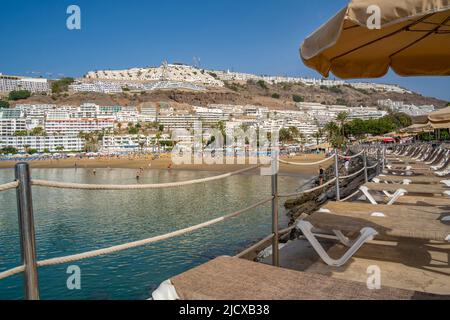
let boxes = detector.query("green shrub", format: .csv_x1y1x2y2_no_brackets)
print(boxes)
51,78,74,94
9,90,31,101
257,80,268,90
292,95,304,103
1,146,18,154
271,93,280,99
0,100,9,108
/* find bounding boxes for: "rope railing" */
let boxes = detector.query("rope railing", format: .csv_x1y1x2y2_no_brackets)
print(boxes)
339,167,365,180
278,177,337,198
0,265,25,281
31,166,260,190
0,196,273,281
278,154,335,167
0,181,19,192
366,163,379,170
338,150,364,159
339,189,361,202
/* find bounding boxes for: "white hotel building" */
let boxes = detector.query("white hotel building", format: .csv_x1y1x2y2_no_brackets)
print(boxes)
0,136,84,153
0,74,50,93
45,118,115,136
0,119,27,136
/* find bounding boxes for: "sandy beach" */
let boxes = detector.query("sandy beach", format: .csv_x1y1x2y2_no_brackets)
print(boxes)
0,154,328,175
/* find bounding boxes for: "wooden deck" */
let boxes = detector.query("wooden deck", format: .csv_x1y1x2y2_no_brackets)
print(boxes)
170,256,443,300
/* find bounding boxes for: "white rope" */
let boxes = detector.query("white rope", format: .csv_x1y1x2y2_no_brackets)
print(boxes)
366,163,379,170
278,178,337,198
340,189,361,202
0,197,272,278
0,181,19,192
0,265,25,281
31,166,260,190
278,154,335,167
339,167,365,180
338,150,364,159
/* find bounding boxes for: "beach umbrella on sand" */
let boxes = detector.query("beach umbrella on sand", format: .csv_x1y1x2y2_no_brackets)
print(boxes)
301,0,450,78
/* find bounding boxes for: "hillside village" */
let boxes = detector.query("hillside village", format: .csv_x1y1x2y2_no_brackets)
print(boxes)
0,63,448,154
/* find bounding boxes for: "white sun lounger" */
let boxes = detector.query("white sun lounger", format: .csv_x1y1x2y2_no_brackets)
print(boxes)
297,205,450,267
359,183,450,205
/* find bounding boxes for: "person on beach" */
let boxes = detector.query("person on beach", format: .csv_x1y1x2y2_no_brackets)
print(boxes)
92,169,96,176
318,166,324,185
344,157,350,174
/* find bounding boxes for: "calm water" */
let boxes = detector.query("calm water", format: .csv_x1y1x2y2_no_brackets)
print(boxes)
0,168,308,300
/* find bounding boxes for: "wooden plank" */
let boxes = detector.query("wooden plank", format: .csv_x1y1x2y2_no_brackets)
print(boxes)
306,211,450,241
324,202,446,219
170,256,444,300
364,182,448,195
394,196,450,207
378,175,447,185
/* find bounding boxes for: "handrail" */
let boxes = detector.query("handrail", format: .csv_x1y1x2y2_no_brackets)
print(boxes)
278,154,335,166
339,167,365,180
338,150,364,159
0,181,19,192
0,196,273,281
31,166,260,190
0,265,25,281
278,177,337,198
366,163,379,170
339,189,361,202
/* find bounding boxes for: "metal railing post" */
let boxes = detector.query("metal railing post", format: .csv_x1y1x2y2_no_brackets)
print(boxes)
383,146,387,170
334,149,340,201
15,163,40,300
376,147,381,176
271,164,279,267
363,150,368,183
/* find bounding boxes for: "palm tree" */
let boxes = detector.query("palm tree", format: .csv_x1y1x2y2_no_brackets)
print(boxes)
336,112,349,137
312,130,323,147
324,122,339,143
297,132,306,152
155,132,162,154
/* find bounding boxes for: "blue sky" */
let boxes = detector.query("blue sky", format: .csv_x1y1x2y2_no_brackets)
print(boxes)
0,0,448,101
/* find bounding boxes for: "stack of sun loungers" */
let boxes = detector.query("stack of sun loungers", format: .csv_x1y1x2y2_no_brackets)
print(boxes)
297,144,450,271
